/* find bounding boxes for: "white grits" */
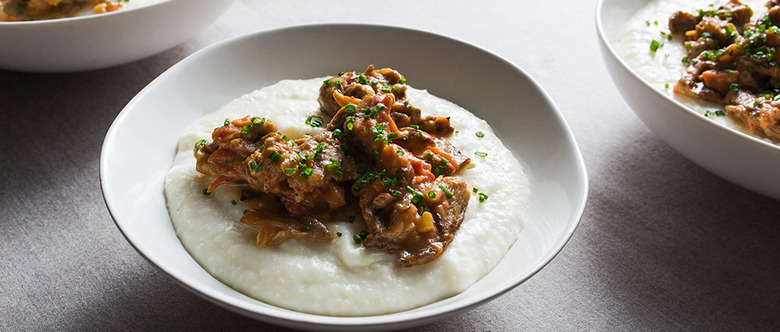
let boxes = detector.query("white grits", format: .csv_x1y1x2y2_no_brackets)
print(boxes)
164,78,529,316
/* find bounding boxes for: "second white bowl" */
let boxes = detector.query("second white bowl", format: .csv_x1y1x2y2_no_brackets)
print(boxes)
0,0,236,72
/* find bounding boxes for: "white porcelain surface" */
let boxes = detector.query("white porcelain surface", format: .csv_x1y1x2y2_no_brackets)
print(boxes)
597,0,780,201
0,0,235,72
100,24,588,331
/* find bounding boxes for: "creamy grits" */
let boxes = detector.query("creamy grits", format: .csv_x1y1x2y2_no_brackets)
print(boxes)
164,78,529,316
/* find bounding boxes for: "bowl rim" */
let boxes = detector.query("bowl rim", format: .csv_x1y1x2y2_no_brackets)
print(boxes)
595,0,780,155
0,0,173,26
100,22,588,330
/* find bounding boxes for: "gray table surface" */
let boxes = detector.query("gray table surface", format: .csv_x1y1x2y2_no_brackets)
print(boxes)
2,0,779,330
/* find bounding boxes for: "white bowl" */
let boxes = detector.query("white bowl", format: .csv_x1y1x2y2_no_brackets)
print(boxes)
101,24,588,330
0,0,235,72
597,0,780,201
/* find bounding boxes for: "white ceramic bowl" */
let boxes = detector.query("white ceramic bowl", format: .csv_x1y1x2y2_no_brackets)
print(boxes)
0,0,235,72
101,24,588,330
597,0,780,201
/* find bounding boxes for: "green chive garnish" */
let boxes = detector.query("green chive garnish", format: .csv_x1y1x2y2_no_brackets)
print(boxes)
439,185,454,198
249,160,262,173
650,40,660,52
305,115,324,127
269,151,281,163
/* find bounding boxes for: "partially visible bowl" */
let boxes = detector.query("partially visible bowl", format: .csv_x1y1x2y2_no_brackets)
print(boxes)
101,24,588,330
0,0,235,72
597,0,780,201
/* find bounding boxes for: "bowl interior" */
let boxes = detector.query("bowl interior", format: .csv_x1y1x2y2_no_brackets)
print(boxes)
597,0,780,201
101,24,588,330
597,0,780,153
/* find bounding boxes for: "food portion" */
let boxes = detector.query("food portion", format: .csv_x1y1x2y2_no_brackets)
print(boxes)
0,0,152,21
616,0,780,143
165,69,529,315
321,66,471,266
194,66,472,267
669,0,780,140
194,116,351,248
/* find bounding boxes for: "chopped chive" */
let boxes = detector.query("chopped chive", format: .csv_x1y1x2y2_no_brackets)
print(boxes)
730,83,740,95
353,230,368,244
332,129,344,139
382,177,397,186
439,185,454,198
301,167,313,179
650,40,660,52
305,115,324,127
269,151,281,163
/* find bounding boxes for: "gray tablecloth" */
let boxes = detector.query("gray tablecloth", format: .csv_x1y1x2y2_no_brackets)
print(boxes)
2,0,778,330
